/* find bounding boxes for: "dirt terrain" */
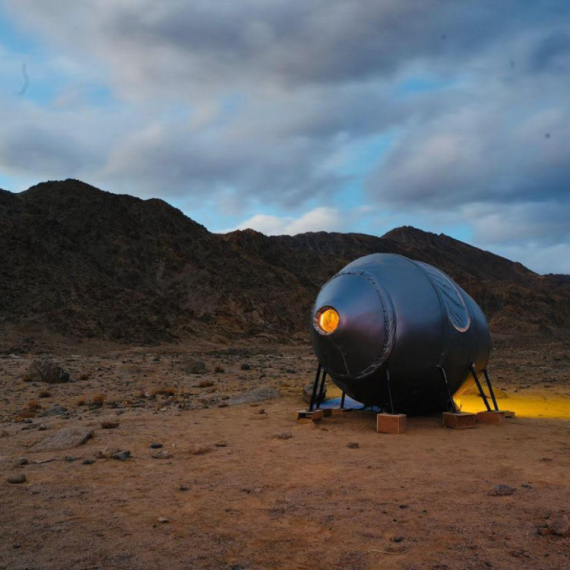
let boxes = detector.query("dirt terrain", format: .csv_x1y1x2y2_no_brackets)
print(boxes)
1,339,569,570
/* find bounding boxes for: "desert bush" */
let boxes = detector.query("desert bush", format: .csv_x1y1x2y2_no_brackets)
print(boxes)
151,387,177,397
91,394,105,407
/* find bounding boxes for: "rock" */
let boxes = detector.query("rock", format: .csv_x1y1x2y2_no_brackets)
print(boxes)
392,536,404,543
112,450,131,461
7,473,27,484
489,484,516,496
240,363,251,370
181,358,207,375
31,427,93,452
550,516,570,537
38,424,47,431
272,432,292,440
347,442,360,449
95,447,121,459
150,443,163,449
25,357,72,384
83,459,96,465
215,441,227,447
101,419,120,429
152,450,172,459
0,430,9,438
158,517,169,524
64,456,75,462
302,383,327,404
190,444,212,455
14,457,28,466
39,405,68,418
228,386,280,406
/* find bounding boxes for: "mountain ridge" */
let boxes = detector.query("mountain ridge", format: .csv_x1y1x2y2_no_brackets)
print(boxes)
1,179,568,345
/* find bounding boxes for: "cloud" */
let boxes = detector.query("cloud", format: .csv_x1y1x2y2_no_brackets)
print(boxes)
222,206,346,235
1,0,570,273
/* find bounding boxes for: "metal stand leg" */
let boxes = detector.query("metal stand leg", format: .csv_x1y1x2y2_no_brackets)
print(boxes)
316,369,327,410
438,365,457,413
385,363,395,414
483,368,499,411
469,363,491,411
340,391,346,409
309,363,322,412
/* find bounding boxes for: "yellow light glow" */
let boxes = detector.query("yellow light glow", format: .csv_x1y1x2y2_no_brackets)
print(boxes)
317,307,340,334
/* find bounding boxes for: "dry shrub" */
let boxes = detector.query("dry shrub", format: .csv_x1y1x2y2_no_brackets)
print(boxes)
214,366,225,374
91,394,105,407
198,379,214,388
190,444,213,455
17,410,36,419
38,390,52,398
151,387,178,397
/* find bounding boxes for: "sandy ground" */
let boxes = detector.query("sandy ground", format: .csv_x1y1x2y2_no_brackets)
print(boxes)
0,340,569,570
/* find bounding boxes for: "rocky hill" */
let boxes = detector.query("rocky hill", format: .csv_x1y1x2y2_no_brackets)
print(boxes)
1,179,568,346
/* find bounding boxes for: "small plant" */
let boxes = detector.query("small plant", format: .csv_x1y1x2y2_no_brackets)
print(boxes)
91,394,105,407
38,390,52,398
214,366,225,374
76,397,86,406
151,387,177,397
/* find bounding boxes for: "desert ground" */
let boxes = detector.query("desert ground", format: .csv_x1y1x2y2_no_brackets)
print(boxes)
1,337,569,570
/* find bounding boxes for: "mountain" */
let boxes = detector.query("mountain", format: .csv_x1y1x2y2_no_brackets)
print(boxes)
1,179,568,345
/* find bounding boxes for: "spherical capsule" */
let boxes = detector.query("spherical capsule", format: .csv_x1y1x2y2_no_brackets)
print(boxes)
310,253,491,414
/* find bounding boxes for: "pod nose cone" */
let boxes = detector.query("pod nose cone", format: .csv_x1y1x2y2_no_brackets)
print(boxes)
310,272,394,379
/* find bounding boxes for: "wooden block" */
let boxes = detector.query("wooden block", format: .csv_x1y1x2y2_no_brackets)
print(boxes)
331,408,349,416
503,410,515,419
442,412,477,429
296,409,324,423
376,413,406,434
477,411,506,425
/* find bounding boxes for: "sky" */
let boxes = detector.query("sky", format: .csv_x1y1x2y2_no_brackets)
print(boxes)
0,1,569,274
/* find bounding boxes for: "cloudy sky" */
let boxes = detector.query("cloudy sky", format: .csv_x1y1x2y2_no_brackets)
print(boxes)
0,1,569,274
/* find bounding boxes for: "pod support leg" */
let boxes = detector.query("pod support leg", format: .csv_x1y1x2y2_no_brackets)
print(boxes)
438,365,457,413
316,367,327,410
309,362,322,412
340,391,346,409
483,368,500,411
469,363,492,412
384,362,395,414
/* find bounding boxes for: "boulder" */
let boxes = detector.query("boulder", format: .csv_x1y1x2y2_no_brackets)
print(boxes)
181,357,207,375
31,428,93,452
228,386,280,406
25,357,72,384
302,383,327,404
